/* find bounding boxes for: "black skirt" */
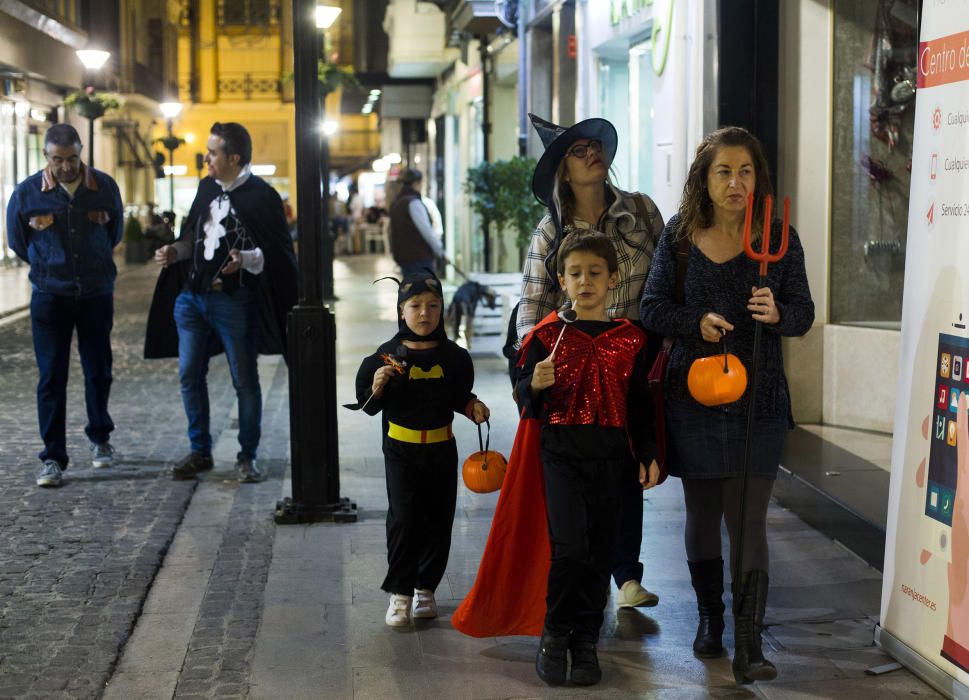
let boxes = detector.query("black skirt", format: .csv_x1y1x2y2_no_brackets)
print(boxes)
665,401,788,479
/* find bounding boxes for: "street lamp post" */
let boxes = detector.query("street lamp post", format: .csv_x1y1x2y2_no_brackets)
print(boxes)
75,49,110,170
317,4,341,302
159,102,183,213
274,0,355,524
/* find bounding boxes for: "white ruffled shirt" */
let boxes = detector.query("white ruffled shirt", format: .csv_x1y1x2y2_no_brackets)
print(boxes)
202,165,264,275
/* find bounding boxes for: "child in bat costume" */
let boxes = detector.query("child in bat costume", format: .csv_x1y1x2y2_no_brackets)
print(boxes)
347,270,490,627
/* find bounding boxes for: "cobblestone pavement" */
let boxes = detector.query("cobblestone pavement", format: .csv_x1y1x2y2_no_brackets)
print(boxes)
0,264,244,699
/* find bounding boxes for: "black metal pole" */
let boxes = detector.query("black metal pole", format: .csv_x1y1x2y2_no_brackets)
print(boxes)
518,2,528,157
734,274,765,588
320,34,335,301
479,35,492,272
320,109,336,301
167,120,175,211
275,0,356,524
88,116,95,170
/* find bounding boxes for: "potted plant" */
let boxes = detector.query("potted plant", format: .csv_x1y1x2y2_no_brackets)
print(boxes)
64,87,122,120
283,60,359,96
465,156,545,270
318,59,359,95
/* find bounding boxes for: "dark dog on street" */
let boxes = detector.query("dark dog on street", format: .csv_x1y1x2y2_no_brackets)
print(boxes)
446,281,497,348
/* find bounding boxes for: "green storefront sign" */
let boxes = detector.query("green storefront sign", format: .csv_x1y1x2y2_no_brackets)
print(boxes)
609,0,673,76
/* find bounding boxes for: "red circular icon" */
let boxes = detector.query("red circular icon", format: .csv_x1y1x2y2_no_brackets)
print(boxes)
933,108,942,129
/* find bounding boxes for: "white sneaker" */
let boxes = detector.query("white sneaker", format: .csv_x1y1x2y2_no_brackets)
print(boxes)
385,594,413,627
413,588,438,619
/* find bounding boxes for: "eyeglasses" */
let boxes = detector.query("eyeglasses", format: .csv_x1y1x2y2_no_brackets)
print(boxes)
567,140,603,159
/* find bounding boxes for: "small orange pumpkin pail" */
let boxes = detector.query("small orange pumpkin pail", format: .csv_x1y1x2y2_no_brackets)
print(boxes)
462,420,507,494
688,344,748,407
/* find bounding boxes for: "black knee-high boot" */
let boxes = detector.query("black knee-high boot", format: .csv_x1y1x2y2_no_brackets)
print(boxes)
688,558,725,658
732,569,777,684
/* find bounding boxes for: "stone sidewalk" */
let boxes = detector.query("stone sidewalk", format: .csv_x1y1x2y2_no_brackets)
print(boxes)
0,262,204,698
0,255,943,698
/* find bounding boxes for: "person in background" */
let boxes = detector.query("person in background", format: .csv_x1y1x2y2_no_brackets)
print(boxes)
388,168,445,276
6,123,124,487
348,182,365,253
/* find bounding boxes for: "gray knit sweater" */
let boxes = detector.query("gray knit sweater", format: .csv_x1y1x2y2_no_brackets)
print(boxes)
639,214,815,424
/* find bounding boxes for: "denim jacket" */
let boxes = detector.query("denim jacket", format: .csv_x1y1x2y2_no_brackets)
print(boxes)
7,165,123,297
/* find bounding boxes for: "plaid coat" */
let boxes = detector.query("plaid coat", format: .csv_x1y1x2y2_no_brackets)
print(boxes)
515,184,664,344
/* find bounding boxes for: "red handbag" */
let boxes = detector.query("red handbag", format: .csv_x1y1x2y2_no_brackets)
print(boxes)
647,235,691,471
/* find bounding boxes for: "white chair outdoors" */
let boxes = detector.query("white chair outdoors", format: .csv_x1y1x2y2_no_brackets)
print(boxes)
362,222,385,253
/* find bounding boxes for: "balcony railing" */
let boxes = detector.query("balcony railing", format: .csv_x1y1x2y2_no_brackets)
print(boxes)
217,72,281,100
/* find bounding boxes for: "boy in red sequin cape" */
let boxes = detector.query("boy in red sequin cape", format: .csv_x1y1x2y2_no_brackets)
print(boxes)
452,232,665,686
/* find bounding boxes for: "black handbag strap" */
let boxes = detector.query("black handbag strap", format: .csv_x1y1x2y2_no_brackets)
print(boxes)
658,234,691,355
673,234,691,305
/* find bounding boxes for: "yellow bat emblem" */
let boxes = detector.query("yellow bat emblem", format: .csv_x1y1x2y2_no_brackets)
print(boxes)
409,364,444,380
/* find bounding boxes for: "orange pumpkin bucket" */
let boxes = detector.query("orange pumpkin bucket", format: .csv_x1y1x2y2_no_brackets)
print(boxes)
688,341,748,407
462,420,507,494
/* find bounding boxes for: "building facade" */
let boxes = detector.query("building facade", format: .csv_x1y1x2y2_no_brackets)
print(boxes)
0,0,180,263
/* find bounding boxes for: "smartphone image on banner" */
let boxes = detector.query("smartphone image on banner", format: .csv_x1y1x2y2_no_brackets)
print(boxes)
926,332,965,562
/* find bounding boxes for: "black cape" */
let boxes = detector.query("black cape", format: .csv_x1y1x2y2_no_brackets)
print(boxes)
143,175,298,360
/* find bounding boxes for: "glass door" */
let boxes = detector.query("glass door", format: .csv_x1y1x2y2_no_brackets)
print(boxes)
597,58,630,189
629,40,655,196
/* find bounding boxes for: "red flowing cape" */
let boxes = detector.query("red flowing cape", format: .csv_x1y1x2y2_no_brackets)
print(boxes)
450,312,564,638
450,416,549,637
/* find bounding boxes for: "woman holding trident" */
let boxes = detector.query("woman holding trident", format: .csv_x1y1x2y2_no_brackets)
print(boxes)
639,127,814,684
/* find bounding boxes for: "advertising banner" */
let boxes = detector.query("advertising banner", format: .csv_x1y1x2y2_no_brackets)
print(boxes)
880,4,969,697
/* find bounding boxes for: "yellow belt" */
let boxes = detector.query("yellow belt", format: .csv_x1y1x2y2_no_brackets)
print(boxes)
387,421,453,444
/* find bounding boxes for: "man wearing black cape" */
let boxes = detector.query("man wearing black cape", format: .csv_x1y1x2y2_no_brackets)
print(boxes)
144,122,297,483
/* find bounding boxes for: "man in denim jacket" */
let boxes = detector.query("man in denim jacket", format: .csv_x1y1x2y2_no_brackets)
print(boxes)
6,123,124,487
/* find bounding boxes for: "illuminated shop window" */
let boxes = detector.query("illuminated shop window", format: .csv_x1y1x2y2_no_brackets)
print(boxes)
830,0,920,327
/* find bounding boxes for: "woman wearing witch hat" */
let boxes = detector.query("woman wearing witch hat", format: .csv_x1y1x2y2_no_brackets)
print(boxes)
519,113,666,609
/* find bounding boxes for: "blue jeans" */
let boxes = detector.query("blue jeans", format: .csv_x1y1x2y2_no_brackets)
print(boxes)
174,288,261,459
30,291,114,466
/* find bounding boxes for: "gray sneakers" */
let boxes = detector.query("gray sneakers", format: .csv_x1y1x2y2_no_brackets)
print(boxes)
91,442,115,468
236,456,264,484
171,452,214,481
36,460,64,488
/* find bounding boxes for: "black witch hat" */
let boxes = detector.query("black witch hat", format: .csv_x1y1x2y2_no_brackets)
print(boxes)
529,113,618,206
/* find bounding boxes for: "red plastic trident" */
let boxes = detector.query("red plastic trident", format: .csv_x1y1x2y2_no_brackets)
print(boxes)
743,192,790,277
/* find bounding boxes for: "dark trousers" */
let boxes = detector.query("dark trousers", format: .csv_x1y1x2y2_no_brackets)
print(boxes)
543,455,626,641
611,464,645,587
399,260,435,277
30,291,114,466
381,438,458,596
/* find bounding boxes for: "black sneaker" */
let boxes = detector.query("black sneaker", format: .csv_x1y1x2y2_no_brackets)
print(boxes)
171,452,214,480
236,456,264,483
569,638,602,686
535,632,568,686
